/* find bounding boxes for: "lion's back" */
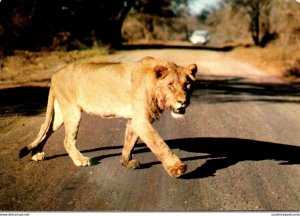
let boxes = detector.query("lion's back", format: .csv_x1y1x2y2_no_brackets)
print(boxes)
51,61,134,117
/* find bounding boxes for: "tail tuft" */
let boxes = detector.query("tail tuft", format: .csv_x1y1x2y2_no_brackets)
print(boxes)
19,147,31,159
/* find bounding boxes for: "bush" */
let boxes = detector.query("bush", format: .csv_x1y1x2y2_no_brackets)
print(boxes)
284,59,300,78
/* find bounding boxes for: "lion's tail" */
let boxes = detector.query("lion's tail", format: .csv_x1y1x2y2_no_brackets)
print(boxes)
19,88,55,158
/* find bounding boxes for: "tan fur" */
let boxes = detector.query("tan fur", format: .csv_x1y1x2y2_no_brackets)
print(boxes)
21,57,197,177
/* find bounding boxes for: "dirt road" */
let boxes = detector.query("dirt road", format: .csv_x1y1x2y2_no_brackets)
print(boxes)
1,49,300,211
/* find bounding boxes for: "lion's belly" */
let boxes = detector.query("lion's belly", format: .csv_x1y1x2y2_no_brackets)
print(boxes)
77,91,132,119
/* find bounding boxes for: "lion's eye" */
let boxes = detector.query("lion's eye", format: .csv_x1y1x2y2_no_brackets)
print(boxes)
168,83,174,89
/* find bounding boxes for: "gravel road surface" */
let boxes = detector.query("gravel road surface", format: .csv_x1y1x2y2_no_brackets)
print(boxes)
1,49,300,211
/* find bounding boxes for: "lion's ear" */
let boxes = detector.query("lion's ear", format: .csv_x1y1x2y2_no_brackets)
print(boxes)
185,64,197,81
154,65,168,79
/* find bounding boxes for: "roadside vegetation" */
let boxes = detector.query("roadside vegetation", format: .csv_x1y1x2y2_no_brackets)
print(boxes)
216,0,300,81
1,0,300,81
123,0,300,80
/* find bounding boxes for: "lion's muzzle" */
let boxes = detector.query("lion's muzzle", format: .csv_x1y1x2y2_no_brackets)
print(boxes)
173,106,186,115
171,97,190,118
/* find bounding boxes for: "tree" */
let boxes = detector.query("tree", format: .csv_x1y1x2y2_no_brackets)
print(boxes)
126,0,188,41
76,0,135,48
0,0,135,53
230,0,271,46
0,0,189,53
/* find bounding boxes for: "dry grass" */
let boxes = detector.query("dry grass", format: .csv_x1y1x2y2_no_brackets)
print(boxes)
208,0,300,82
284,59,300,80
0,47,109,89
229,45,300,81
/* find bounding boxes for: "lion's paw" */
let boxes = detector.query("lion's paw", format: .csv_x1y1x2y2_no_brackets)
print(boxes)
73,156,91,167
121,158,140,170
165,161,187,178
32,152,45,162
127,159,141,169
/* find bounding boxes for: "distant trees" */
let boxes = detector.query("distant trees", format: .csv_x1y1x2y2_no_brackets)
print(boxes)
0,0,136,53
133,0,187,16
230,0,272,46
123,0,188,42
0,0,189,54
0,0,288,54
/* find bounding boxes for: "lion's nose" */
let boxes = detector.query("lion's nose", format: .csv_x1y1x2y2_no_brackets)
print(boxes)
177,93,190,107
177,99,188,107
177,99,185,105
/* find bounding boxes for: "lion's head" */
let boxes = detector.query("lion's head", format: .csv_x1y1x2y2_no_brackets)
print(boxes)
153,62,197,119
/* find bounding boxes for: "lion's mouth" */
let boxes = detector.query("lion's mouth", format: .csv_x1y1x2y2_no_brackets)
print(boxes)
172,107,186,115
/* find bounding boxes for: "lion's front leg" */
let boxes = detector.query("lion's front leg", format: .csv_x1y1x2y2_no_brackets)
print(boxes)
121,120,140,169
132,120,186,177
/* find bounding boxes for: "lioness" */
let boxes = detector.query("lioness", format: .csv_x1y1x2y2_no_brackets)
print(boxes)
20,57,197,177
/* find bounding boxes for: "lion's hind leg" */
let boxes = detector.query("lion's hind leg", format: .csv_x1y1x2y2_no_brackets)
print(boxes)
20,89,63,162
31,100,64,162
62,106,90,167
121,120,140,169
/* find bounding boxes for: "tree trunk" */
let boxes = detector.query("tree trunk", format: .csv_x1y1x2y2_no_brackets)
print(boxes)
106,0,135,48
251,1,260,46
252,11,260,45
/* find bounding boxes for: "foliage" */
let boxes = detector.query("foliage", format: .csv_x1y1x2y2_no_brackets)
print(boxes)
122,0,190,43
0,0,135,54
230,0,271,46
285,59,300,78
133,0,188,17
